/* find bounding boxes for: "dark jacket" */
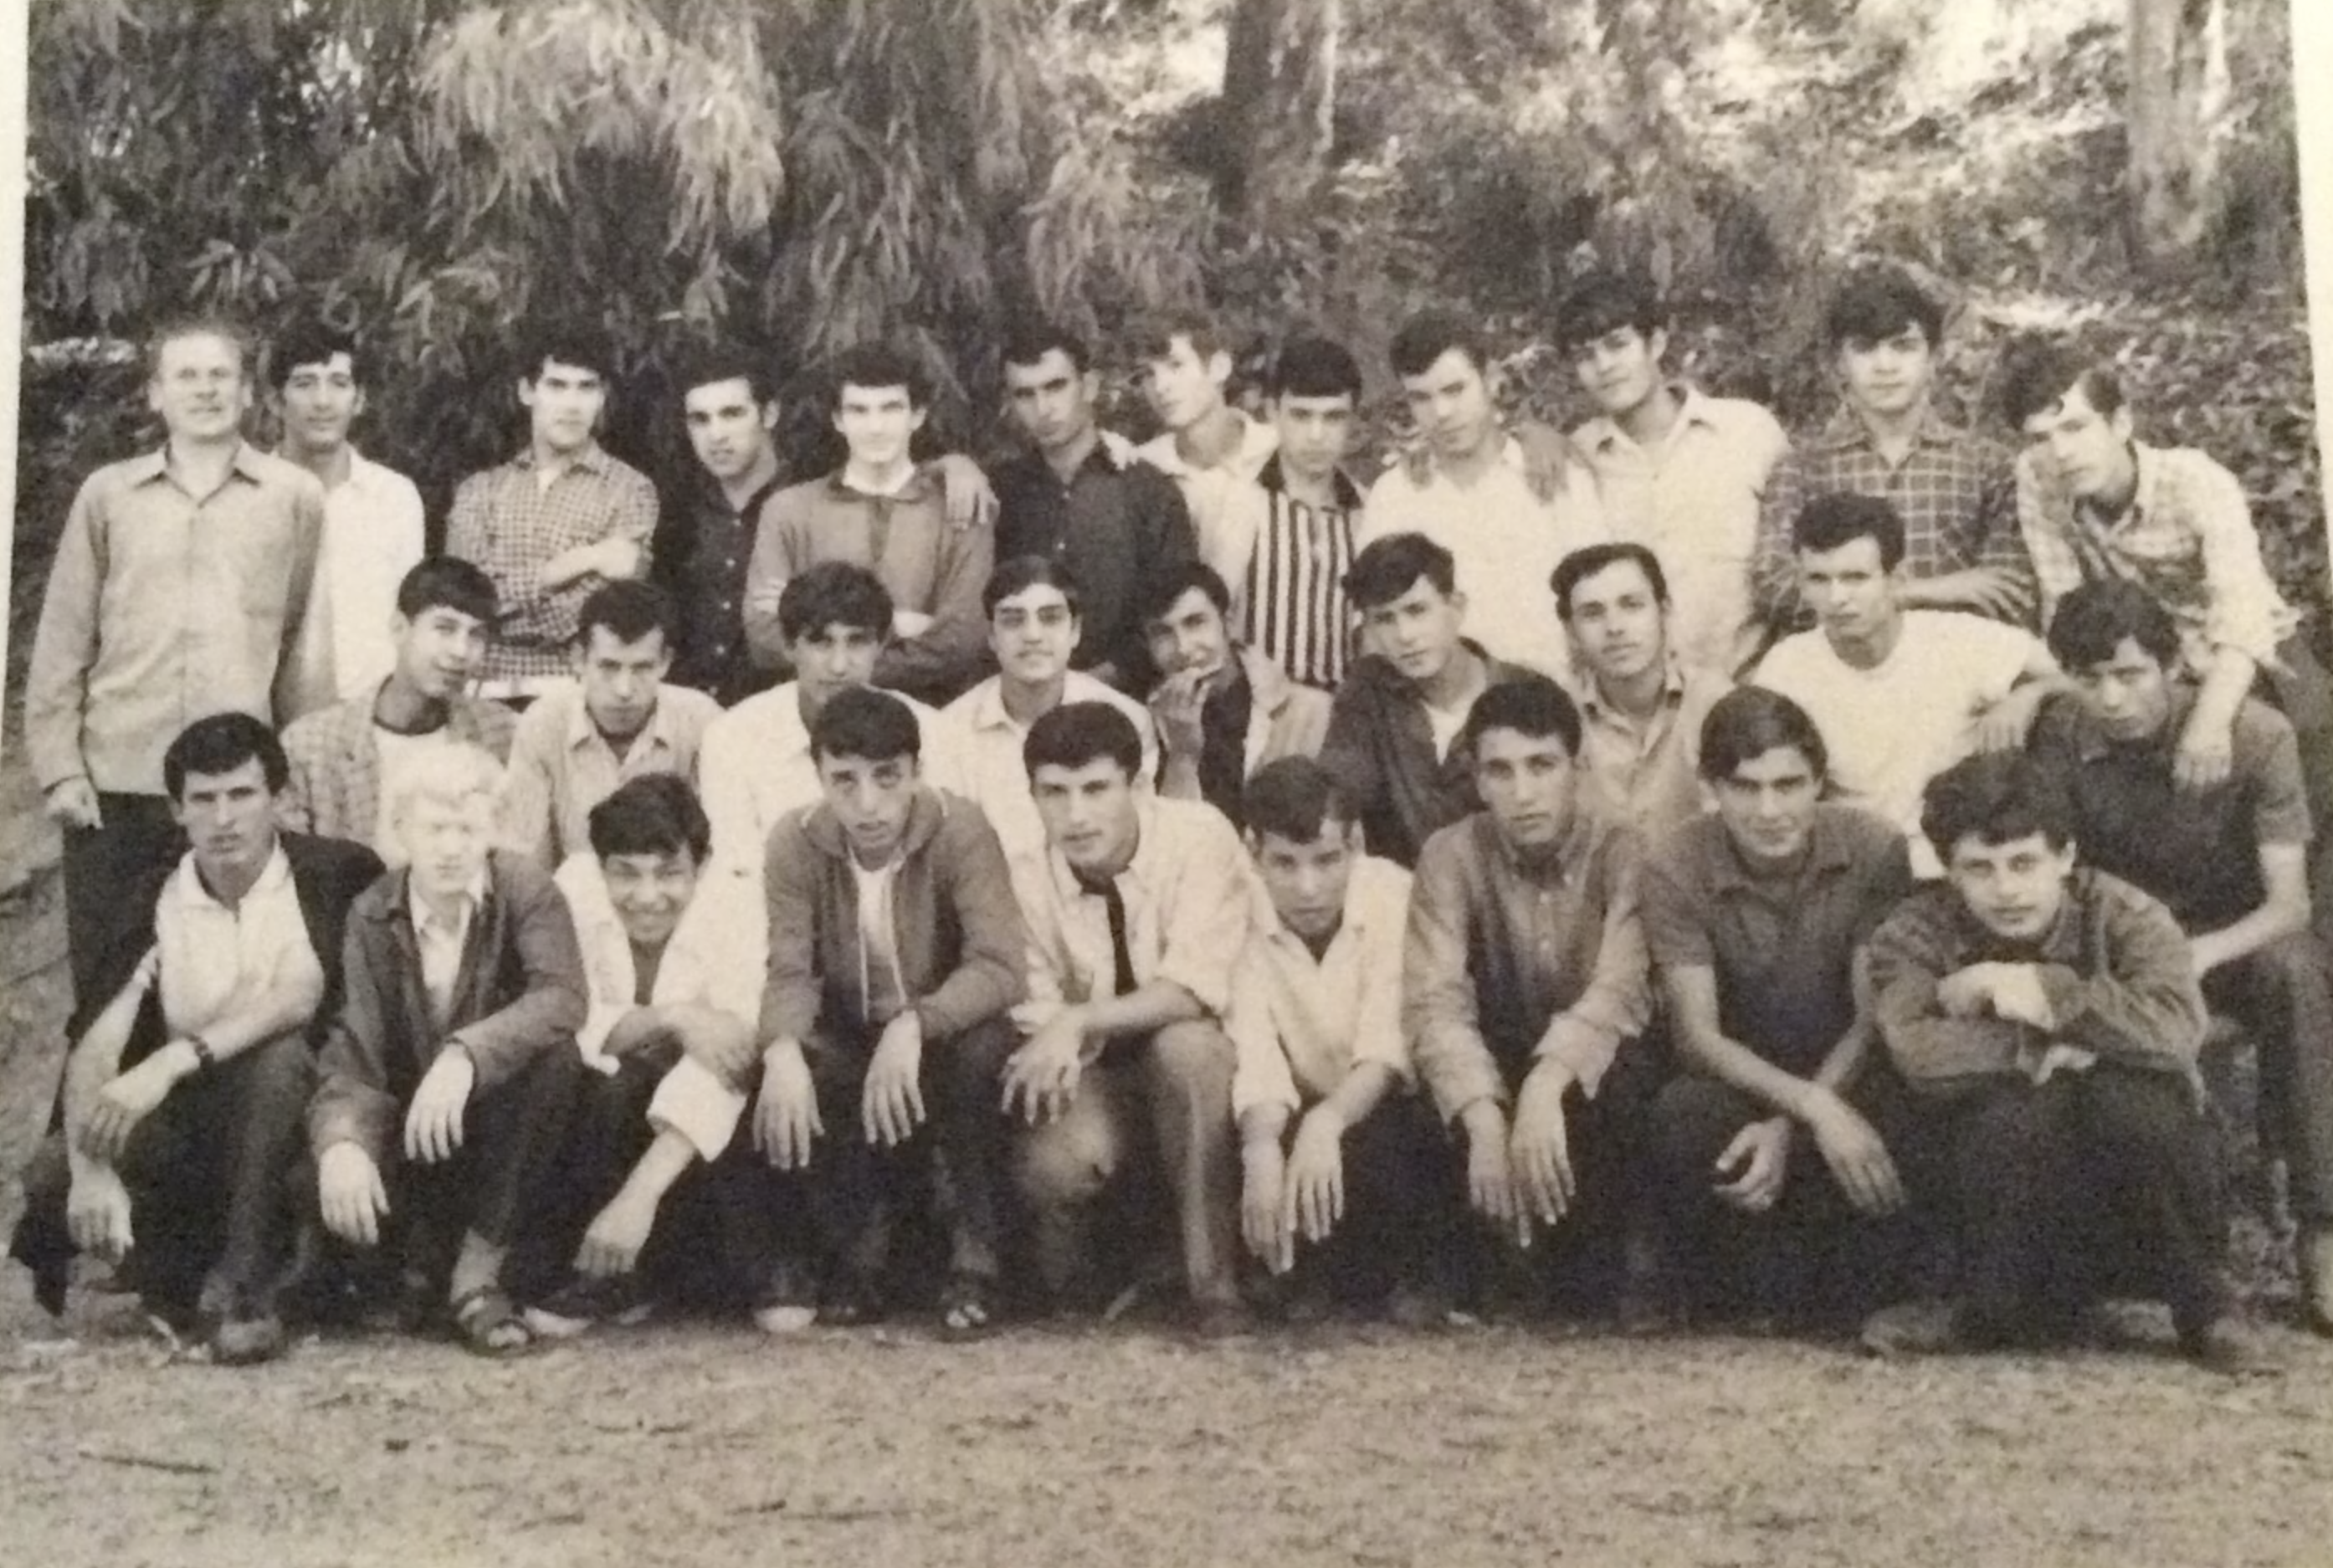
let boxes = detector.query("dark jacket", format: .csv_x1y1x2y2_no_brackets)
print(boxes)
761,787,1026,1045
310,849,587,1161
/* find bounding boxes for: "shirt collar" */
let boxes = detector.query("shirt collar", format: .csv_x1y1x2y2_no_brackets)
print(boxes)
511,443,612,477
174,841,295,914
702,463,788,522
1574,659,1690,724
1480,806,1597,885
1700,807,1858,896
403,866,492,932
1255,451,1364,510
1812,406,1962,455
563,684,678,756
972,674,1105,735
127,440,273,488
1577,383,1719,453
824,465,938,505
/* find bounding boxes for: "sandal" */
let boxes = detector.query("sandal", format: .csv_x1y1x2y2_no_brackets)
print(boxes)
940,1272,998,1339
449,1284,535,1359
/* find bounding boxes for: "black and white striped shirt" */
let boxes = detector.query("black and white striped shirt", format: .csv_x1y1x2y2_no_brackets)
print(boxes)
1240,456,1364,692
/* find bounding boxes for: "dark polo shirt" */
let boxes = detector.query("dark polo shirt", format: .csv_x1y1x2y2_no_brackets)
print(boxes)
2028,687,2311,932
1641,804,1913,1076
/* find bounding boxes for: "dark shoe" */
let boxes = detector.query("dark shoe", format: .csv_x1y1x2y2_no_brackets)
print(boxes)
211,1313,289,1366
1858,1298,1963,1357
817,1269,886,1328
2179,1314,2279,1377
522,1275,652,1340
449,1284,536,1359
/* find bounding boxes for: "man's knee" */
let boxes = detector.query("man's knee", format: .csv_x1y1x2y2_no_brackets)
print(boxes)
930,1017,1017,1108
1144,1021,1234,1100
1648,1076,1753,1179
1013,1099,1122,1210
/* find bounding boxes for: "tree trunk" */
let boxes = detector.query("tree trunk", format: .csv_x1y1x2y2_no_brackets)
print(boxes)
1214,0,1338,222
2126,0,2233,274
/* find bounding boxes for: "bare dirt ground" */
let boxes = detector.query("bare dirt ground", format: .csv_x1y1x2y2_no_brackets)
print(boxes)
3,756,2331,1568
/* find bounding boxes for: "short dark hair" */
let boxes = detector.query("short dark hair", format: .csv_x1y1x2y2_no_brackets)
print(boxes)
811,685,922,765
146,315,253,380
1001,319,1092,377
1243,756,1357,847
164,712,289,800
983,555,1084,619
587,772,712,865
1023,700,1144,781
269,320,361,390
1459,676,1582,759
1346,532,1457,611
397,557,500,626
1551,542,1670,621
576,578,674,649
777,562,894,646
829,341,931,411
1131,310,1227,366
1995,336,2127,429
1698,687,1828,784
1267,336,1363,403
1792,491,1906,572
517,322,617,382
1556,269,1665,356
1922,751,2076,859
1824,264,1943,350
2045,580,2182,671
1140,560,1232,627
674,346,776,407
1389,310,1493,381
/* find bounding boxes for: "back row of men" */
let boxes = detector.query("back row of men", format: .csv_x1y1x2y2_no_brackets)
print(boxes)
16,262,2333,1366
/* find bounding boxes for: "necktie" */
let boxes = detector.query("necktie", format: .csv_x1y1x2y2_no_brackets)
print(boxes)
1079,874,1136,997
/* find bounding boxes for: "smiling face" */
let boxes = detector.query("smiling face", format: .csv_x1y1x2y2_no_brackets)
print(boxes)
1360,576,1465,688
149,331,251,445
1140,335,1230,434
2022,382,2135,504
602,847,702,951
278,351,362,456
519,356,608,456
1031,756,1141,876
682,376,777,484
817,749,920,864
172,757,279,892
1004,350,1099,456
834,380,927,470
1946,830,2075,943
1472,725,1576,853
1571,325,1666,420
1711,744,1823,866
989,582,1081,689
1144,586,1232,682
1835,325,1934,421
1563,556,1668,689
1252,822,1358,945
2070,636,2176,746
577,624,670,745
393,603,492,702
1399,348,1500,465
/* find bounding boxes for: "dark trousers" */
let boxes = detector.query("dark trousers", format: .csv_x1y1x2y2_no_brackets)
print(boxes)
1263,1089,1459,1305
59,794,182,1032
341,1046,585,1298
2205,935,2333,1225
795,1017,1018,1286
13,1033,316,1322
1648,1069,1920,1325
1919,1065,2228,1336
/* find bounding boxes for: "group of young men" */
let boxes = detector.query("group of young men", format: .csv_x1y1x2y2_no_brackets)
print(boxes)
12,259,2332,1377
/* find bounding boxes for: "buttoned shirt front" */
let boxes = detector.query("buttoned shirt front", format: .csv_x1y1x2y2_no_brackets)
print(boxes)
1572,387,1789,676
288,448,428,708
1228,854,1413,1119
1751,408,2031,635
501,679,725,869
1568,661,1729,840
1136,410,1280,580
155,843,326,1042
444,443,659,689
666,469,788,705
413,873,489,1029
2017,440,2299,673
930,674,1159,863
1009,795,1253,1023
26,441,326,796
1361,437,1610,679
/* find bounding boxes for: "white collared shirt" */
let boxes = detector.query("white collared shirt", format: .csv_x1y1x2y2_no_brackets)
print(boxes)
501,678,723,868
283,449,428,709
1228,854,1413,1119
929,674,1158,863
1136,412,1281,577
1360,435,1609,680
413,872,488,1027
156,843,325,1040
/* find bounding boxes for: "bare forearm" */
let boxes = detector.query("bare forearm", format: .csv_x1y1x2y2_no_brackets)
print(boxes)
1312,1061,1397,1134
2194,647,2259,730
1078,981,1206,1048
2193,900,2307,976
1679,1025,1819,1119
617,1127,700,1208
194,981,321,1064
63,977,150,1139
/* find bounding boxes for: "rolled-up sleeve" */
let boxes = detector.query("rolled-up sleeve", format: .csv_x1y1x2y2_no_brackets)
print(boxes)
647,1055,747,1161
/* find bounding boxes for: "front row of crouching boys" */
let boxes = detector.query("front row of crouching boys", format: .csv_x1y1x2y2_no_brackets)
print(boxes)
4,672,2279,1373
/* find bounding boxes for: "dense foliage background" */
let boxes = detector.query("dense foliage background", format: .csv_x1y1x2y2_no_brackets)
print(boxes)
12,0,2320,672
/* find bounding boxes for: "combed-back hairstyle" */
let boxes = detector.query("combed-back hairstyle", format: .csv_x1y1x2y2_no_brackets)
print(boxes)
397,557,500,627
829,341,931,410
1023,700,1144,781
146,315,253,381
1001,319,1092,376
674,346,777,407
1139,560,1233,626
1921,751,2077,859
811,686,923,765
1824,264,1943,350
1556,269,1665,355
983,554,1084,619
517,321,617,382
1458,675,1582,759
1995,335,2128,429
1388,309,1493,380
1698,687,1829,785
777,561,894,645
576,578,674,648
1131,310,1227,366
2045,580,2181,671
1551,542,1670,620
269,320,361,390
1792,491,1907,572
1346,531,1457,611
1267,336,1363,402
164,713,289,800
587,772,713,865
1243,756,1358,846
